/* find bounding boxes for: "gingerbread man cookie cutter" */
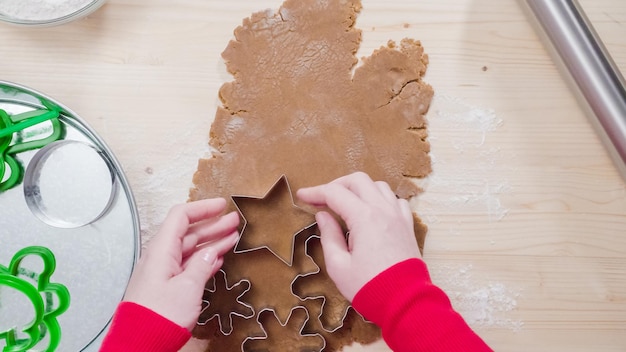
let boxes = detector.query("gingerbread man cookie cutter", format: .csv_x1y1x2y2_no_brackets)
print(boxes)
231,175,317,267
197,269,255,335
0,246,70,352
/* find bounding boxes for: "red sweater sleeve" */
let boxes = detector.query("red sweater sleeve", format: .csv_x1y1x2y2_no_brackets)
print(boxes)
99,301,191,352
352,258,492,352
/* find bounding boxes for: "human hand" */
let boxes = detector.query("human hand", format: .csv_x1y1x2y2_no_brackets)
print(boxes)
296,172,421,302
123,198,240,330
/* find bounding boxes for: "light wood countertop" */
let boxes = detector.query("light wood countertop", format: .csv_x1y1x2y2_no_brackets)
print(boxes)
2,0,625,351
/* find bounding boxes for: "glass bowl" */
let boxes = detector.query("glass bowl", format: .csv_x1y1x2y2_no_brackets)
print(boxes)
0,0,106,27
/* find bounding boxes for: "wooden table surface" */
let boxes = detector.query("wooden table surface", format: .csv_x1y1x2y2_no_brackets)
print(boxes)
2,0,625,351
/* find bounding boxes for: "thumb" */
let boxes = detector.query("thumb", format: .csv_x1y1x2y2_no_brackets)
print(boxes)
317,211,350,279
181,247,220,284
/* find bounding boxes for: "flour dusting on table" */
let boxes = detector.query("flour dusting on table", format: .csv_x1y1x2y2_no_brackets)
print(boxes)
432,263,523,331
417,93,511,231
418,94,522,331
128,121,212,246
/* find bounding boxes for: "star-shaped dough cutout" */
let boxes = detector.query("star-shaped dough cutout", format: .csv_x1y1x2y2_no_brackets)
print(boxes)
198,270,254,335
243,307,325,352
232,175,316,266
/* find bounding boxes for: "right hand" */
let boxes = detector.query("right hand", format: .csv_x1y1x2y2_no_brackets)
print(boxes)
296,172,421,302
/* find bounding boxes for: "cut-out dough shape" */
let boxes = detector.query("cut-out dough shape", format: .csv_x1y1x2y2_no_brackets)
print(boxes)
194,314,266,352
232,175,316,266
243,307,326,352
203,225,319,332
220,231,312,325
198,270,254,335
300,299,380,352
292,236,351,332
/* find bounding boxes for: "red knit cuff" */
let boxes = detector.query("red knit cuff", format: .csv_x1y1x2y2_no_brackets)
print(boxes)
352,258,430,325
100,301,191,352
352,258,492,352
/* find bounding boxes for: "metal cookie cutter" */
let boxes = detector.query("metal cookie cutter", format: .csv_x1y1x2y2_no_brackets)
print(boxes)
22,140,117,228
197,269,255,335
0,246,71,352
242,306,326,352
0,108,63,192
231,175,317,266
291,235,351,333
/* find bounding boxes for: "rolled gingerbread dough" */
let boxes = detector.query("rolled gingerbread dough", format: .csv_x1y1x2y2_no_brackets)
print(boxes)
190,0,433,350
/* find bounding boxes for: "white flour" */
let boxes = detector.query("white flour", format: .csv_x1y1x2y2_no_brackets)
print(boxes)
417,93,522,330
416,93,511,231
128,120,213,246
0,0,92,21
431,263,524,331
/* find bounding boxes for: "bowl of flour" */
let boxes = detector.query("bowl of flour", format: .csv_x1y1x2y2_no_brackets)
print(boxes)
0,0,106,26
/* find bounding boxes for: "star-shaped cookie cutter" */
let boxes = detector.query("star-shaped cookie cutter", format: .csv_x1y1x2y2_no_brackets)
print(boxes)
231,175,316,266
242,306,326,352
0,246,70,352
198,269,255,335
291,235,351,333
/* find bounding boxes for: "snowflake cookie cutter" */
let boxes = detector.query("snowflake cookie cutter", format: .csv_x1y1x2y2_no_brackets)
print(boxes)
231,174,317,267
0,246,70,352
291,234,351,333
242,306,326,352
197,269,255,335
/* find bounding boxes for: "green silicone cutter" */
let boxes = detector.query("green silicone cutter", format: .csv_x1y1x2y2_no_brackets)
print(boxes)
0,246,70,352
0,108,64,192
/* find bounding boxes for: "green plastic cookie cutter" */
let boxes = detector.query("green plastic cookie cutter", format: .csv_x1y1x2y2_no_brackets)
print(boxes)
0,108,64,192
0,246,71,352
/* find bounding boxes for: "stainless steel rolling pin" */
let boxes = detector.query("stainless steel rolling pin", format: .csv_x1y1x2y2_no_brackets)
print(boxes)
522,0,626,181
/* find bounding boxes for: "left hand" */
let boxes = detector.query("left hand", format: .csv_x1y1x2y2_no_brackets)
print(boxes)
123,198,240,330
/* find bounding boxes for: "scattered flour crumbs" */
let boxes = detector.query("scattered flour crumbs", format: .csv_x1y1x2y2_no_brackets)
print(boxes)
432,263,523,331
0,0,92,21
417,94,523,331
129,119,213,246
417,94,510,225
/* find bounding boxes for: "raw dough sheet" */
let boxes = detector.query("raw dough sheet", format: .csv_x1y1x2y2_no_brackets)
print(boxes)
189,0,434,350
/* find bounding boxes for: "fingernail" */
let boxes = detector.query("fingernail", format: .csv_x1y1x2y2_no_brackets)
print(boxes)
202,249,217,265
